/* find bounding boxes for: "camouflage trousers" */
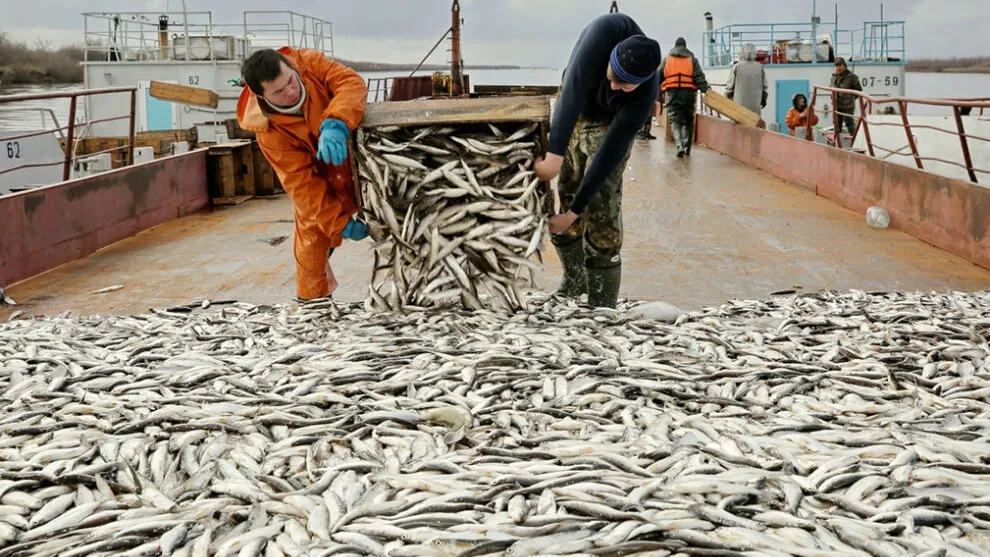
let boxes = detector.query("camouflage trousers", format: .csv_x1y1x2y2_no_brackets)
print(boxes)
666,89,697,146
553,114,632,264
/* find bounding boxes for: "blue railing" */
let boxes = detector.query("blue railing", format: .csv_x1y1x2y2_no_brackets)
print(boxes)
701,20,905,68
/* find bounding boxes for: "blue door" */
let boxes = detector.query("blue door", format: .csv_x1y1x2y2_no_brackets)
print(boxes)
776,79,810,133
145,88,174,131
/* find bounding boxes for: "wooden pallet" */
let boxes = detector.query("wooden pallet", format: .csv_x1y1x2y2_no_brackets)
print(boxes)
207,141,256,205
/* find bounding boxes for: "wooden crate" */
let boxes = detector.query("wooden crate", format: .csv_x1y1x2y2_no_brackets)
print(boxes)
75,128,199,168
207,140,256,205
353,95,552,215
224,118,257,141
250,141,281,196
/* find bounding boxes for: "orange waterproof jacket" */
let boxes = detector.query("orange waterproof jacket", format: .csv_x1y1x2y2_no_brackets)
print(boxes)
661,56,697,91
236,47,366,248
785,108,819,136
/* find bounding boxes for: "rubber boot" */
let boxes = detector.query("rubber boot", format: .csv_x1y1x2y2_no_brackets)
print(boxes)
552,235,587,298
586,258,622,309
672,126,685,157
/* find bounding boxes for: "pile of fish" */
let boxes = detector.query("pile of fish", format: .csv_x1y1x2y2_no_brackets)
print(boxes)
354,121,548,312
1,289,990,557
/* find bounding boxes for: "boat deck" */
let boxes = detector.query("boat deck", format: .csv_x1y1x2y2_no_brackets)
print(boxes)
3,139,988,319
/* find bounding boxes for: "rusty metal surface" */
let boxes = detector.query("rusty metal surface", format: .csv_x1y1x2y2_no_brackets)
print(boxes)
388,75,471,102
0,151,209,289
3,140,989,319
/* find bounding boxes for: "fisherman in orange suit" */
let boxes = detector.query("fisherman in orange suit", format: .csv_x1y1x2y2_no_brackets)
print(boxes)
785,93,819,137
236,47,369,301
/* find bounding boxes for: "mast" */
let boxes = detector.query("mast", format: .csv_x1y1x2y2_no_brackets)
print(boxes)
450,0,463,96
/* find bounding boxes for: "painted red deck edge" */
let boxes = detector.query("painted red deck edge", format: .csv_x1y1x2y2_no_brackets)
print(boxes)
695,115,990,271
0,151,209,288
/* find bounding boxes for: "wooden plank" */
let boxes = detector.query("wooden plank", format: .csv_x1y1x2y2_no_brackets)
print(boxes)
136,127,198,144
702,90,762,127
473,85,560,96
220,155,236,198
212,195,254,206
150,80,220,109
361,95,552,128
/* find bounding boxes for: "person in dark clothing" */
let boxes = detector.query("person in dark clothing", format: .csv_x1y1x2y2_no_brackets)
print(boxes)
829,57,862,143
659,37,710,157
533,13,661,308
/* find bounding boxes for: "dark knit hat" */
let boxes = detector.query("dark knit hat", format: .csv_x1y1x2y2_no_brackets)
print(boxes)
609,35,662,85
675,37,687,47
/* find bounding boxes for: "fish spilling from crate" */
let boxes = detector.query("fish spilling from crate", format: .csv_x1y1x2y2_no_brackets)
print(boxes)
2,289,990,556
354,120,549,313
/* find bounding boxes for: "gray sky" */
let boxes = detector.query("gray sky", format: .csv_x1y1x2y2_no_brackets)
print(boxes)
1,0,981,66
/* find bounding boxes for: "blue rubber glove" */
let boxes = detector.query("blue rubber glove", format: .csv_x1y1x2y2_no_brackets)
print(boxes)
342,216,369,241
317,118,349,166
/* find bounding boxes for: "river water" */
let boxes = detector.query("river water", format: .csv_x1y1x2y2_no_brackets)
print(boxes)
0,70,987,131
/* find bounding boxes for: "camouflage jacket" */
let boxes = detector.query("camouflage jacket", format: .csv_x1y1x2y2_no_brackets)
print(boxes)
829,69,862,112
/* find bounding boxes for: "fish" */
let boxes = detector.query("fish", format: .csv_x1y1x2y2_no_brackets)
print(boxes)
89,285,124,294
0,287,15,306
354,120,549,313
0,289,988,555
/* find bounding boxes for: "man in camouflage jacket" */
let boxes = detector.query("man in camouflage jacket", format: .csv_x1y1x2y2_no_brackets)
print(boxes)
829,57,862,140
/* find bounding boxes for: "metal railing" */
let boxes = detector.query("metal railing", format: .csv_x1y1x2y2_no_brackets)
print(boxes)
934,98,988,117
82,10,333,63
0,88,137,182
242,11,334,56
808,86,989,184
702,20,905,68
0,108,67,143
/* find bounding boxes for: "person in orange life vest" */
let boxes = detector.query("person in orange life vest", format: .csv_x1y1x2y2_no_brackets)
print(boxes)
658,37,709,157
236,47,369,302
785,93,819,137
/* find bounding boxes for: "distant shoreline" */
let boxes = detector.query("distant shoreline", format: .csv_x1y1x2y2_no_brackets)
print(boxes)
341,60,523,72
905,57,990,74
907,68,990,74
0,28,532,86
0,62,532,86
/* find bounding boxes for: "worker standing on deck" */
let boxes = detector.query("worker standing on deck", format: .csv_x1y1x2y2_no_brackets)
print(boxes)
533,12,661,309
725,44,767,121
236,48,369,302
659,37,710,157
829,58,863,140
